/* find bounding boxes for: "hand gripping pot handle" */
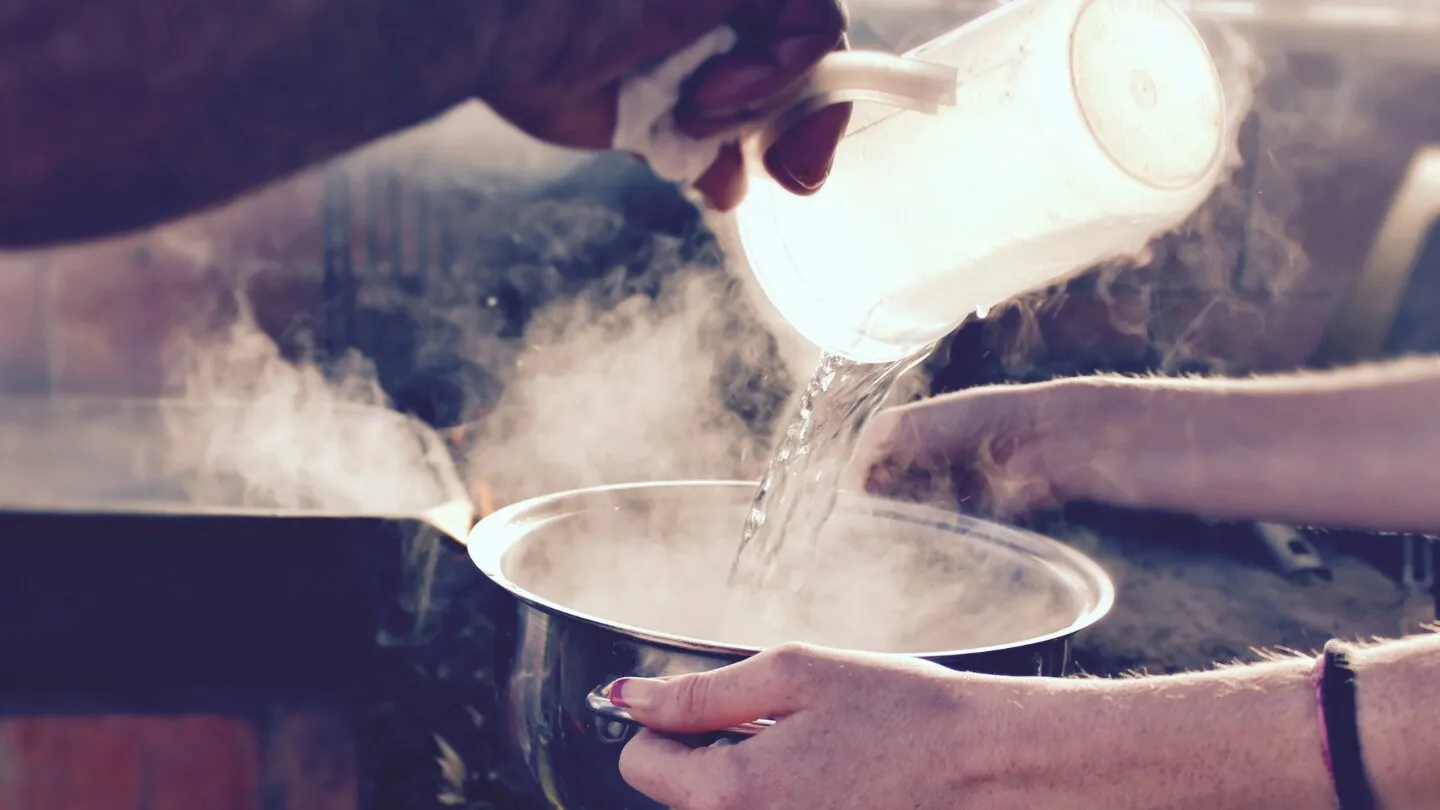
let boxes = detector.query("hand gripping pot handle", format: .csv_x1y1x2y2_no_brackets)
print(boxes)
586,682,775,741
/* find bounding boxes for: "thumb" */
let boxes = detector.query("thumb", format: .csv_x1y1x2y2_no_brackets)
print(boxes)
843,407,908,489
849,404,950,498
860,401,947,467
610,649,812,734
856,388,1020,475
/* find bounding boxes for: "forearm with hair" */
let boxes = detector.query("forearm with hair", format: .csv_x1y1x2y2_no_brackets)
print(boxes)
0,0,506,248
1350,631,1440,810
1068,357,1440,532
1037,632,1440,810
1041,653,1335,810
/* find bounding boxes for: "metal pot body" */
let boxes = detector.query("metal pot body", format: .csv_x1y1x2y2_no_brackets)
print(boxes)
469,481,1113,810
496,598,1072,810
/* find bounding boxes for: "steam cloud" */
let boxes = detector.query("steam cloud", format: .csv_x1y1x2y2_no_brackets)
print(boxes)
473,270,772,502
162,299,465,521
981,17,1427,382
138,114,803,518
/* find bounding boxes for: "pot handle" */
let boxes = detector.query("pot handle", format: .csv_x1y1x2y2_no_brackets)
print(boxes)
587,681,776,737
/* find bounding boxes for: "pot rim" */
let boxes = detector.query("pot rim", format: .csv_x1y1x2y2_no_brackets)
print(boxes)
467,479,1116,658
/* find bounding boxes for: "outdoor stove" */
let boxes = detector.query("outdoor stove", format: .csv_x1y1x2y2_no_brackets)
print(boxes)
0,396,475,810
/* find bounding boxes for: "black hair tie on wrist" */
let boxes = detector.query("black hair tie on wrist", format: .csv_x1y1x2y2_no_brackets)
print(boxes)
1321,639,1377,810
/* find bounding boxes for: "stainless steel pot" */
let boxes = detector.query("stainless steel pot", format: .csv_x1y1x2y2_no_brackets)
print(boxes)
468,480,1114,810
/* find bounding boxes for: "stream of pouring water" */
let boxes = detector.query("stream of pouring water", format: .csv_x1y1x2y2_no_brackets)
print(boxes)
729,351,920,596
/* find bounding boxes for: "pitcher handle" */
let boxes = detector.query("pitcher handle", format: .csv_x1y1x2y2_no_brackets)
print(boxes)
586,681,776,737
741,50,959,160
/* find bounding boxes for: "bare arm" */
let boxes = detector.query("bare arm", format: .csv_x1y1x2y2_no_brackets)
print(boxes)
864,356,1440,531
1056,357,1440,532
1352,632,1440,809
605,631,1440,809
0,0,509,247
1048,632,1440,810
0,0,850,248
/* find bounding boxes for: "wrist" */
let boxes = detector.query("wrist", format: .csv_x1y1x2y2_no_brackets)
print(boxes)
1035,375,1243,514
1025,377,1184,509
1350,635,1440,810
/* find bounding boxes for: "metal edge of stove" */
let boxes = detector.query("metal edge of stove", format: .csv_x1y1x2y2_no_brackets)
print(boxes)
0,394,476,539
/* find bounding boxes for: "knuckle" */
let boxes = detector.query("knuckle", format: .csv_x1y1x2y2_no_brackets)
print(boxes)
671,672,713,720
764,641,819,679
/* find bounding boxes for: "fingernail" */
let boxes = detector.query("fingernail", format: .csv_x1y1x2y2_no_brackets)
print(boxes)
792,151,834,192
610,678,660,710
765,148,832,193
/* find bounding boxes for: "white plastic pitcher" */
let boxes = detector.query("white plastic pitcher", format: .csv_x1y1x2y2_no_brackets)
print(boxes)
733,0,1227,364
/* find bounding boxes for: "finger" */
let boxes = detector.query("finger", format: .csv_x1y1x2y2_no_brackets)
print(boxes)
966,432,1062,517
763,101,850,193
863,397,1062,516
855,408,950,501
676,30,840,136
766,0,850,32
610,649,812,734
857,403,938,471
693,142,747,211
676,0,846,138
855,402,968,500
619,730,744,810
848,426,941,500
559,3,743,94
865,461,948,502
